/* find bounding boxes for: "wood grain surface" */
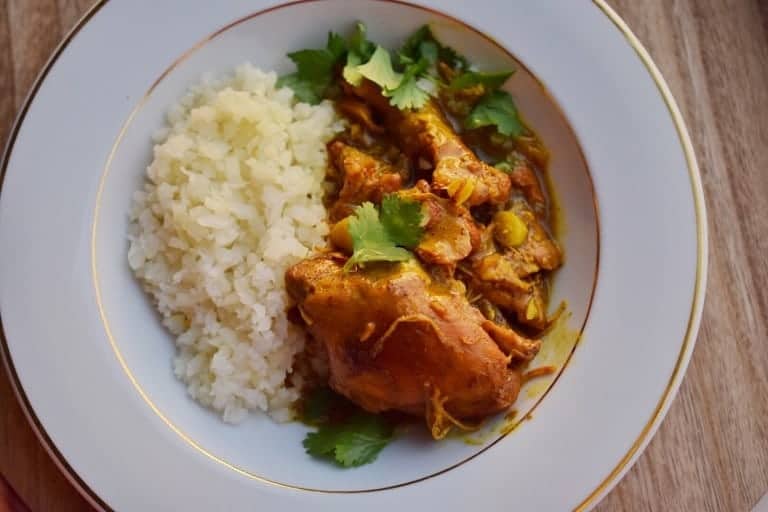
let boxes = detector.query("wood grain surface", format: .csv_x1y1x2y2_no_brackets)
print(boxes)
1,1,767,510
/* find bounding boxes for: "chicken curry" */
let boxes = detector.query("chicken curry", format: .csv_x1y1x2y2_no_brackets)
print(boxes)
281,23,562,450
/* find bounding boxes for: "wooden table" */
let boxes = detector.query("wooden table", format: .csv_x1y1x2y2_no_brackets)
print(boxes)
1,1,767,510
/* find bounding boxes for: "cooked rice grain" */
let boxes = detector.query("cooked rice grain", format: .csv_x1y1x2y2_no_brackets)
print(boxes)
128,64,342,423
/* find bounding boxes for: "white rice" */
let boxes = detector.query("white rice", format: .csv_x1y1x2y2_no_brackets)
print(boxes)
127,64,343,423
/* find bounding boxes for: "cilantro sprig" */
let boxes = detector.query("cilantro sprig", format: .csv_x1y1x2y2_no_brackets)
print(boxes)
466,90,524,137
379,193,424,248
277,22,525,133
348,22,375,60
304,414,393,467
343,44,433,110
398,25,468,71
348,45,403,90
443,67,524,137
280,22,453,110
345,202,412,270
277,32,347,104
344,194,424,271
302,387,394,468
448,70,514,91
387,57,431,110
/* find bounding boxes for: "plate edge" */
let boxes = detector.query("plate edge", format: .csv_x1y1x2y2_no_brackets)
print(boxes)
0,4,112,512
574,1,709,510
0,1,709,511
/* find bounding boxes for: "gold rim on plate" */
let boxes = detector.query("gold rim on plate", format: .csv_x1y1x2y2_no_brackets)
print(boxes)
576,1,707,509
0,1,707,510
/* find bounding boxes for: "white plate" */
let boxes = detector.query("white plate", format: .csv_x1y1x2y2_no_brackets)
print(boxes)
0,1,706,510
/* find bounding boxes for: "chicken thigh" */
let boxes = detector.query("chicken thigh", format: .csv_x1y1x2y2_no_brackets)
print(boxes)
285,256,539,437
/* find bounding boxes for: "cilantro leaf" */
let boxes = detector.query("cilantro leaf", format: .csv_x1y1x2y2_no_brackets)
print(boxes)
344,245,411,270
286,48,335,82
399,25,469,71
276,73,324,104
438,44,471,72
399,40,438,68
344,196,424,270
303,427,340,457
343,26,451,110
333,415,392,467
380,194,424,248
343,22,376,86
345,202,412,270
342,51,364,86
465,91,524,136
418,40,439,66
385,57,431,110
279,32,347,104
449,70,514,91
350,45,402,90
398,26,431,64
348,22,375,60
348,202,389,248
348,35,433,111
303,413,393,468
387,76,430,110
326,32,347,60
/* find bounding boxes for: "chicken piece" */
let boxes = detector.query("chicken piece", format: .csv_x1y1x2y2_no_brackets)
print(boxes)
336,97,384,134
396,180,481,265
506,158,547,214
501,199,562,271
481,319,541,361
462,204,561,331
327,141,404,221
463,251,550,331
328,179,481,265
347,80,511,207
285,256,537,437
469,273,550,331
473,200,562,284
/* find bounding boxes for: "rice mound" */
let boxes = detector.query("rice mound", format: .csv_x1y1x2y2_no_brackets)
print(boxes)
127,64,343,423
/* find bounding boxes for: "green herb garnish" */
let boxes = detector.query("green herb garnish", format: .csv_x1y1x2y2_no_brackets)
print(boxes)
347,201,413,269
386,57,431,110
343,22,376,86
448,70,514,91
344,44,432,110
274,74,325,105
302,387,394,468
465,90,524,137
348,21,376,60
279,23,449,110
448,70,522,138
398,25,468,71
304,413,393,467
379,194,424,249
342,51,364,87
277,32,347,104
349,45,403,90
344,194,424,270
278,22,520,121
